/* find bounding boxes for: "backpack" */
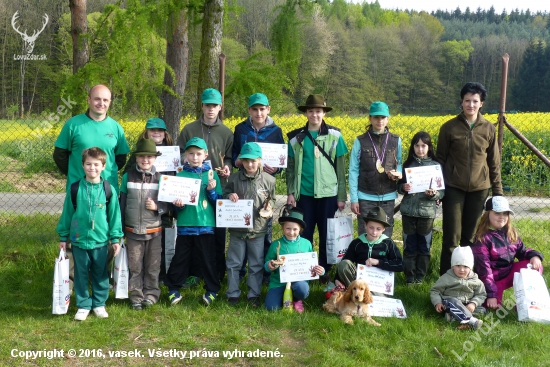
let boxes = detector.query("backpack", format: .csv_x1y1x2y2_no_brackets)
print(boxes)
71,179,112,211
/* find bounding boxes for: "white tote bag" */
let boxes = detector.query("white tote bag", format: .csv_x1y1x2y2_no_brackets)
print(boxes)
52,249,71,315
113,241,129,299
513,265,550,324
326,211,353,264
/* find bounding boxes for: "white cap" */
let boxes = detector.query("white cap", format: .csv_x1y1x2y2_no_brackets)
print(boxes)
485,196,514,215
451,246,474,269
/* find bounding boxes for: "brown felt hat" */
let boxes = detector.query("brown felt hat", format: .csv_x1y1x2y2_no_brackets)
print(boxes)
297,94,332,112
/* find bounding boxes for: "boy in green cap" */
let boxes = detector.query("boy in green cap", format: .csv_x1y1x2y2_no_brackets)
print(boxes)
165,137,223,306
120,138,167,310
177,88,233,284
224,142,276,307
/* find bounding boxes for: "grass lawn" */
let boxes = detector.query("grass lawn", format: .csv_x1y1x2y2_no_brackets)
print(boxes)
1,215,549,367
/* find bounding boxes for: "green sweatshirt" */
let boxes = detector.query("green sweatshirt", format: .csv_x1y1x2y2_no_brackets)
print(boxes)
264,236,313,289
56,178,123,249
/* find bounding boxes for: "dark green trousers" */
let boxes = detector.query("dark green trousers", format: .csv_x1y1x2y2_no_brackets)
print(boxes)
72,244,110,310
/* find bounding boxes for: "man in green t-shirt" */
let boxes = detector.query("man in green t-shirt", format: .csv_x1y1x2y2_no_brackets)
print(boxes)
53,84,130,193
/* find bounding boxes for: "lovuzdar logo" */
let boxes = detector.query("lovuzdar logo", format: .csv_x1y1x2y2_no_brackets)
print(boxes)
12,11,48,61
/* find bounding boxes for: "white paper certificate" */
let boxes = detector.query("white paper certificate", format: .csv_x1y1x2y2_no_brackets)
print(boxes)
356,264,395,295
215,199,253,228
369,296,407,318
279,252,319,282
154,146,181,172
405,165,445,194
256,143,288,168
158,175,202,206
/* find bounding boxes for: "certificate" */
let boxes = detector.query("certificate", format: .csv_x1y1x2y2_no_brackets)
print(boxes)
154,146,181,172
279,252,319,282
356,265,395,295
404,165,444,194
369,296,407,318
256,143,288,168
215,199,253,228
158,175,202,206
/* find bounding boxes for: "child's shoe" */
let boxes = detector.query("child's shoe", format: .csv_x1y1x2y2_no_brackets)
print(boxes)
168,290,182,306
141,299,154,308
202,292,217,306
444,312,453,323
93,306,109,318
293,300,304,313
470,318,483,330
74,309,90,321
227,297,239,305
247,297,260,308
131,303,143,311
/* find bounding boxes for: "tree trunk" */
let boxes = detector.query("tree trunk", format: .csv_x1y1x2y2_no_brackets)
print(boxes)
196,0,223,115
161,6,189,140
69,0,88,75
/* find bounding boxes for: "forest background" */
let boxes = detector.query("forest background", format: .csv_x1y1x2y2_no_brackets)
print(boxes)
1,0,550,122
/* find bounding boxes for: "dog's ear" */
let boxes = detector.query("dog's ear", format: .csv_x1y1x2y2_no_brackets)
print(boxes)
363,285,373,304
343,286,352,302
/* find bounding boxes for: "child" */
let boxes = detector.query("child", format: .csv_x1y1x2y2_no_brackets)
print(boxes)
165,137,223,306
224,142,275,307
56,147,123,321
430,246,487,330
286,94,348,283
398,131,444,285
120,138,167,310
334,206,403,289
232,93,285,283
177,88,233,284
472,196,544,310
349,101,402,238
264,207,325,312
124,118,176,283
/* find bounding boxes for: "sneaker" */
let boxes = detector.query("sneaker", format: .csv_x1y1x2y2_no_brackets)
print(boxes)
293,300,304,313
141,299,154,308
406,277,415,286
168,290,182,306
228,297,239,305
471,319,483,330
92,306,109,318
202,292,217,306
182,276,199,289
444,312,453,323
247,297,260,308
74,309,90,321
131,303,143,311
415,278,424,284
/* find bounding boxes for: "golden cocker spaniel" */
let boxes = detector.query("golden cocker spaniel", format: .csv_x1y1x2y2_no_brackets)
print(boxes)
322,279,380,326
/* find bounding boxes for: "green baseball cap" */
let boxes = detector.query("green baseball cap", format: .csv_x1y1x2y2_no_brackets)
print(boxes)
239,142,262,159
184,137,208,151
201,88,222,105
248,93,269,107
369,101,390,117
145,117,167,130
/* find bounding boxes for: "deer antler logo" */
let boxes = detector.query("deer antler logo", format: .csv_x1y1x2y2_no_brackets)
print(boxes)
12,11,49,54
435,177,442,188
278,154,286,166
384,281,393,293
243,213,251,226
189,191,197,203
172,157,180,168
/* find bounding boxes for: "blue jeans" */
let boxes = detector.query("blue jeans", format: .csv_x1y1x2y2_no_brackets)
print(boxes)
264,281,310,311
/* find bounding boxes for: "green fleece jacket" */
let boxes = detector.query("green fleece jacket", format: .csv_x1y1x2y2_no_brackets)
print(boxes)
430,268,487,307
56,178,123,249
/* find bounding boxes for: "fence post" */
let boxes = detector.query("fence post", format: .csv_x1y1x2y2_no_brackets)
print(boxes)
219,53,226,121
498,53,509,155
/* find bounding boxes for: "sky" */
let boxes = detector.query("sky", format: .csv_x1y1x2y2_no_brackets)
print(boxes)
370,0,549,14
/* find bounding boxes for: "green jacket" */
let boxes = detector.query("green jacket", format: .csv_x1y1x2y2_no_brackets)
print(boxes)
436,112,502,194
430,269,487,307
286,121,347,201
223,169,275,238
56,178,123,249
398,156,444,218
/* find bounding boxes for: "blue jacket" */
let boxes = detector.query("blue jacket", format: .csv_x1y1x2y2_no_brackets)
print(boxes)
232,116,284,173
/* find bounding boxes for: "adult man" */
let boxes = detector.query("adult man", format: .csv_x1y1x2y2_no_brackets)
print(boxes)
53,84,130,192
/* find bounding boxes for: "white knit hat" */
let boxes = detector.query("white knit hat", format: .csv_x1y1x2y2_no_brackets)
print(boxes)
451,246,474,269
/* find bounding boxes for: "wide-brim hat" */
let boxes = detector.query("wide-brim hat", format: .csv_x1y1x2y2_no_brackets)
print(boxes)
485,196,514,215
133,138,162,156
145,117,167,130
184,137,208,152
362,206,391,227
298,94,332,112
239,142,262,159
278,206,306,230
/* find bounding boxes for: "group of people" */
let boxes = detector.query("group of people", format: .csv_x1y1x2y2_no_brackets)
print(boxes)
54,82,544,326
